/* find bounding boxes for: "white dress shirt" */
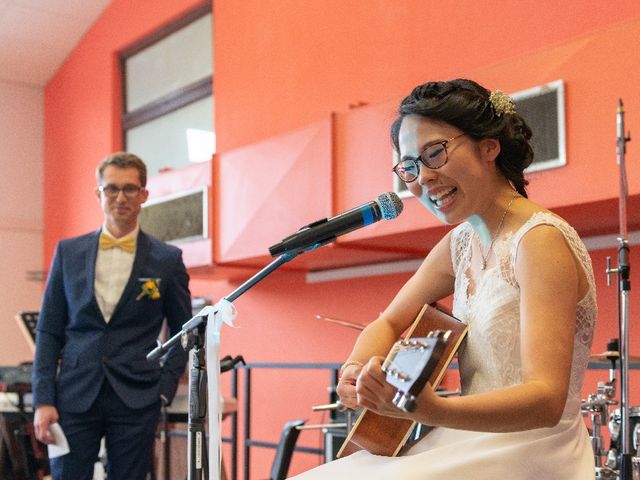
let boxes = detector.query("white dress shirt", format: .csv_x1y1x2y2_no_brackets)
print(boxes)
94,225,139,323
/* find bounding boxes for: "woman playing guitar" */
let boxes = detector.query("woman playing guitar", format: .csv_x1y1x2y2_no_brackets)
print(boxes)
290,79,596,479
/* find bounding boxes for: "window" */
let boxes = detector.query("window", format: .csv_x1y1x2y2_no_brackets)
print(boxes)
120,3,213,177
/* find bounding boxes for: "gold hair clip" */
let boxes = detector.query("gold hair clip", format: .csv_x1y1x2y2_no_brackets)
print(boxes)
489,90,516,116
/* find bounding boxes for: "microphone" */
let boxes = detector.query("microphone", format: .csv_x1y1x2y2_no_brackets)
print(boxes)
268,192,403,257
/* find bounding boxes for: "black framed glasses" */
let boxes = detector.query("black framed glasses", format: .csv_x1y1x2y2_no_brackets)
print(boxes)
98,184,143,198
392,133,466,183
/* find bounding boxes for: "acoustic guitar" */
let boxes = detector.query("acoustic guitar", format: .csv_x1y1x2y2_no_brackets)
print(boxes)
337,303,468,458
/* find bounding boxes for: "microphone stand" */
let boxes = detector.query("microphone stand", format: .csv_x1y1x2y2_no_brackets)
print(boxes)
606,98,632,480
147,252,300,480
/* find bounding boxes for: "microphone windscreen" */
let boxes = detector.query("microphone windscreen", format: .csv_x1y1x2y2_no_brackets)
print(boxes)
377,192,403,220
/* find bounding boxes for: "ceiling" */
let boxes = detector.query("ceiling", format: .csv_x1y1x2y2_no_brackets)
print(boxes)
0,0,111,87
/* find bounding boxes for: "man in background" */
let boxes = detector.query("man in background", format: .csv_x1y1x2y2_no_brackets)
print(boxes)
32,152,191,480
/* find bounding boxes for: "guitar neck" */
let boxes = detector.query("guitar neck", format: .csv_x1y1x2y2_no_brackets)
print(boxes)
337,303,468,458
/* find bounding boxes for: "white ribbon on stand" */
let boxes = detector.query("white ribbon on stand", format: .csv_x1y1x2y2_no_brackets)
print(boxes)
199,299,237,480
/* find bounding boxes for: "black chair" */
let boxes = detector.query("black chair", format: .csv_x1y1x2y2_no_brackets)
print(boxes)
269,419,305,480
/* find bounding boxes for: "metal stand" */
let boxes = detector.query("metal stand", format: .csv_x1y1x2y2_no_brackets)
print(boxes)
147,252,300,480
605,98,633,480
182,324,209,480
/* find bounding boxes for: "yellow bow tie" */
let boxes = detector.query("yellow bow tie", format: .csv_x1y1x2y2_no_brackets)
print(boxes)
99,233,136,254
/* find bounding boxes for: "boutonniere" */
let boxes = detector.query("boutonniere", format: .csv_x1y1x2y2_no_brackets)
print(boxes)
137,278,161,301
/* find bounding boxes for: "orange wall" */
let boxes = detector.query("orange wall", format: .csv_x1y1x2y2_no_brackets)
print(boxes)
213,0,640,152
42,1,640,478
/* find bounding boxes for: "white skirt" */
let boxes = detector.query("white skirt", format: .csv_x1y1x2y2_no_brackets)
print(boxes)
289,414,595,480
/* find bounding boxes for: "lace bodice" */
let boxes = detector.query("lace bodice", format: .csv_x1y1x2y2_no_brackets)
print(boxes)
450,212,596,418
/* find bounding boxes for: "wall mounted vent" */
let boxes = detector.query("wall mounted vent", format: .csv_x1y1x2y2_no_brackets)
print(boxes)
139,187,208,243
512,79,566,173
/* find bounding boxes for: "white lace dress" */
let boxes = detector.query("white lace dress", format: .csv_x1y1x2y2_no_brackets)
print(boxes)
290,212,597,480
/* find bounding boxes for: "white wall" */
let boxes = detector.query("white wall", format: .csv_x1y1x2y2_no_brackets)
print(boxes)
0,79,44,365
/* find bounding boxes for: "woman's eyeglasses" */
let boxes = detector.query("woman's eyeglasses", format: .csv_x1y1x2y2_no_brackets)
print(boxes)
392,133,465,183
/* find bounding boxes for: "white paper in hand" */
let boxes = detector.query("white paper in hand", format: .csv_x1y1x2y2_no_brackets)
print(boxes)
47,422,70,458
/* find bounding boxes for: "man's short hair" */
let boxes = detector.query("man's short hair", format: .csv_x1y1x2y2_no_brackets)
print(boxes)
96,152,147,187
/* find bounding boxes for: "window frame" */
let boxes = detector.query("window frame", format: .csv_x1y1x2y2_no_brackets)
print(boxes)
119,2,212,141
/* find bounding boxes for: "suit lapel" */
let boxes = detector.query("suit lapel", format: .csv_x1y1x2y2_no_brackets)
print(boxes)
86,230,104,320
110,231,151,321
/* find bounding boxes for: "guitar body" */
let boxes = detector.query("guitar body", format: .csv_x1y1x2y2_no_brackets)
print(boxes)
337,304,468,458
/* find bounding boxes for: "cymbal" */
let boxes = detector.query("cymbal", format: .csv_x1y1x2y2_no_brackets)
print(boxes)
589,351,640,364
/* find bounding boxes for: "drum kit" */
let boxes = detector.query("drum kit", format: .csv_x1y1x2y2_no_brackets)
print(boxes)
582,342,640,480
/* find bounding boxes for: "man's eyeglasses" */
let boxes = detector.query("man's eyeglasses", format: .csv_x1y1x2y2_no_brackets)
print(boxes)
98,184,143,199
392,133,466,183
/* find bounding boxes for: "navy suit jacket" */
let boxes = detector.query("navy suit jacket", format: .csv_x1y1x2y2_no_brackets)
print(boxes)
32,229,191,413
